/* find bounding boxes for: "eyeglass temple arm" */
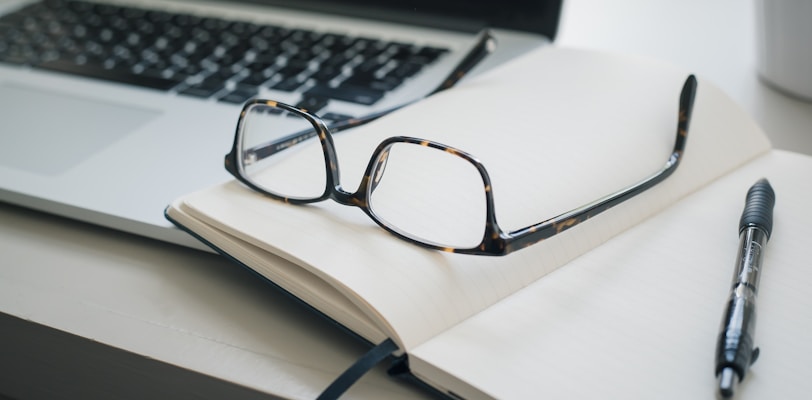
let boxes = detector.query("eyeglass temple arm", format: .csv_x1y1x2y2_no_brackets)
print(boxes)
427,30,497,97
502,75,697,253
241,30,497,161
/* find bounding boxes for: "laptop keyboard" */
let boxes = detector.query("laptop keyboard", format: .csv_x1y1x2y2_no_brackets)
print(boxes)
0,0,449,114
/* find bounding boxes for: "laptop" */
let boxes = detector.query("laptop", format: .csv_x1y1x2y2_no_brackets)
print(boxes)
0,0,562,250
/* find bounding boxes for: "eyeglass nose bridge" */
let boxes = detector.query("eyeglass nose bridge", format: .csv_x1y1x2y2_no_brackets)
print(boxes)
326,183,367,209
326,139,395,210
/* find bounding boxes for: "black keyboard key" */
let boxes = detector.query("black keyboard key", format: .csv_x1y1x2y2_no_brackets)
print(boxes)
354,58,386,75
312,65,342,83
245,61,274,73
275,60,310,79
321,112,354,123
218,87,258,104
211,65,241,81
238,71,270,86
139,65,172,79
163,70,189,83
305,84,384,106
178,85,220,98
38,59,178,90
272,78,303,92
321,52,353,69
413,46,448,64
321,34,354,54
388,62,423,79
388,43,415,62
355,39,386,58
369,76,403,92
176,63,203,77
0,48,31,65
178,78,224,98
295,96,329,113
344,70,403,90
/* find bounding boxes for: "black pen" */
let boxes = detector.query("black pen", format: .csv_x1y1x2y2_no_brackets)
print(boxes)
715,178,776,399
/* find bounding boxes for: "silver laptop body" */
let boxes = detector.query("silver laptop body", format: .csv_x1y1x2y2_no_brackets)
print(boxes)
0,0,562,249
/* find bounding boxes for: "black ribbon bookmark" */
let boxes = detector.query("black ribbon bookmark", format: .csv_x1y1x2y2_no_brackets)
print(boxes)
317,338,399,400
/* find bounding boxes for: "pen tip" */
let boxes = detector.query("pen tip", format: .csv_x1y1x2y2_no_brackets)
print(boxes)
717,367,739,399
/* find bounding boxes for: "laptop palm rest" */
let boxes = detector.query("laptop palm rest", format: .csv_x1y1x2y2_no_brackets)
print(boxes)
0,83,160,175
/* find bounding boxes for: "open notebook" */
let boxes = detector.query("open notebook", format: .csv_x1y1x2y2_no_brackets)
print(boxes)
165,47,812,399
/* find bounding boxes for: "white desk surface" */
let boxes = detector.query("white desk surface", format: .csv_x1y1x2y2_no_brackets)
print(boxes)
2,1,811,399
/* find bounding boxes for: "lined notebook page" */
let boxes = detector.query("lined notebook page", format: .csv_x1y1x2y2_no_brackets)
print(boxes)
178,47,771,351
409,150,812,399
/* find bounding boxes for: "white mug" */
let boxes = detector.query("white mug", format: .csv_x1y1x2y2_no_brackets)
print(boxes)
755,0,812,101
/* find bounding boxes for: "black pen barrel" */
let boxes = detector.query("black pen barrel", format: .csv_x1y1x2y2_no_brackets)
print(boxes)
715,227,767,398
715,283,758,380
714,179,775,399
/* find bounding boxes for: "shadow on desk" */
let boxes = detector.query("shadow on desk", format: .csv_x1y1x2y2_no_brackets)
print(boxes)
0,313,278,400
0,203,424,400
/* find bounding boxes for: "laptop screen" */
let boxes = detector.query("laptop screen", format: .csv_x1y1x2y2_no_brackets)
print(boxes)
239,0,563,39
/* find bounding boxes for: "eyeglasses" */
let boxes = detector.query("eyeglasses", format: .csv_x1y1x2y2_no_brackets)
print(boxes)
225,33,698,256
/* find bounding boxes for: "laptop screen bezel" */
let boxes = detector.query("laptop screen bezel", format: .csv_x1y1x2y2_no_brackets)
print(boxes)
234,0,563,40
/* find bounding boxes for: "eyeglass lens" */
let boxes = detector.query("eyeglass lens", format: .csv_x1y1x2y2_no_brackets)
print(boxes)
367,141,487,248
240,103,327,200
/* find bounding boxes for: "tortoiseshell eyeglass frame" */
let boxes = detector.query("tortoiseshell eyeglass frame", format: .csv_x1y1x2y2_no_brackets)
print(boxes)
225,36,698,256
